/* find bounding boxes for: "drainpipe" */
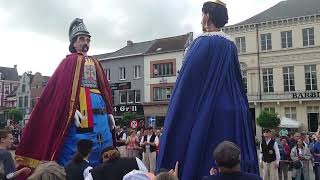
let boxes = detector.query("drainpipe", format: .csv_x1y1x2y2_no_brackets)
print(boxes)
256,24,262,109
256,23,264,137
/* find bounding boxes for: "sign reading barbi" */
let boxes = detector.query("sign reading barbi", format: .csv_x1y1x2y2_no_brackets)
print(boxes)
292,91,320,99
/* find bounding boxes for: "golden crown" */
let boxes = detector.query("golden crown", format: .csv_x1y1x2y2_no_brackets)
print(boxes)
209,0,226,7
84,58,94,65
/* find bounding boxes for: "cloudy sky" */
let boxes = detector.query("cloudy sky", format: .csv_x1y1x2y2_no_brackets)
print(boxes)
0,0,282,76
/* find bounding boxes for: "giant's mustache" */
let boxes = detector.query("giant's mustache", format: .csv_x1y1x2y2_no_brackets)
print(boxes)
81,44,89,52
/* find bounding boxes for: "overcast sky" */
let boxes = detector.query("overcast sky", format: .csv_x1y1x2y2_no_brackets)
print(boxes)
0,0,282,76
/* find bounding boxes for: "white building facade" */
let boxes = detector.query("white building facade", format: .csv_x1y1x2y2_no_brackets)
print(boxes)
223,0,320,136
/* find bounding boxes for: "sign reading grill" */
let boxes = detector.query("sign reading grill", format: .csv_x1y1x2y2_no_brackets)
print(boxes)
113,105,144,116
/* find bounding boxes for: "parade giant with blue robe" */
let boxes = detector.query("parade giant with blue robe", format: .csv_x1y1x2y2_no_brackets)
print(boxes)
156,1,259,179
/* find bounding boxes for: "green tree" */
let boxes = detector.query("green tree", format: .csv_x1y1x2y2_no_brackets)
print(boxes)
257,110,280,129
8,109,23,123
118,112,137,127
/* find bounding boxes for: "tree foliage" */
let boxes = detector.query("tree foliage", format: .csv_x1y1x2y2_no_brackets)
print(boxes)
117,112,137,127
257,110,280,129
8,109,23,123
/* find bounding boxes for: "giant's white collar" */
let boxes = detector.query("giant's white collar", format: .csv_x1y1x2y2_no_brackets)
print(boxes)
199,31,233,42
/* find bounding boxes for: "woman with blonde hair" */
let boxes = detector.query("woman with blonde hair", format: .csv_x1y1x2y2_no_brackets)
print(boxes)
126,130,140,158
154,172,178,180
27,161,66,180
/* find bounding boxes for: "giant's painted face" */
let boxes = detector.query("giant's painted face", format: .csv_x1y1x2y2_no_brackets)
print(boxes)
201,12,209,32
74,35,91,53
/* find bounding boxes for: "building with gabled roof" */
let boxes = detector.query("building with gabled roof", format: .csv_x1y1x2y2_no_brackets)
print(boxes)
0,65,19,127
0,65,19,107
95,32,192,126
16,71,50,125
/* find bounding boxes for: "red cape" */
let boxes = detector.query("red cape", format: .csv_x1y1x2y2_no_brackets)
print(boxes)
15,53,114,171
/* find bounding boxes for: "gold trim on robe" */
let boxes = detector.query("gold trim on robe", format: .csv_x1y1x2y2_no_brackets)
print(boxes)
50,54,83,160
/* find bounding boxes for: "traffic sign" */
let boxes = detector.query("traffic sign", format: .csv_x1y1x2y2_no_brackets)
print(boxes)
130,120,138,128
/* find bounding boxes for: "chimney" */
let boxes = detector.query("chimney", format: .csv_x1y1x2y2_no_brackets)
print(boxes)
14,65,17,69
127,40,133,46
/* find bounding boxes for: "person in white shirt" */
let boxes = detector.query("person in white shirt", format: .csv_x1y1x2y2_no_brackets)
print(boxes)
259,129,280,180
116,126,128,157
140,127,159,173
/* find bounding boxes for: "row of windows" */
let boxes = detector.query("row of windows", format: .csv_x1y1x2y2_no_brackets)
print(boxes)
264,106,320,120
119,90,141,104
264,107,297,120
106,65,142,81
18,97,40,112
235,27,315,53
154,87,173,101
118,87,174,103
153,63,174,77
0,84,17,95
18,96,29,108
105,62,175,81
241,65,318,93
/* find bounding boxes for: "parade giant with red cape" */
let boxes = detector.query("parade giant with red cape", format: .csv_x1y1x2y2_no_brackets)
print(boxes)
15,53,114,169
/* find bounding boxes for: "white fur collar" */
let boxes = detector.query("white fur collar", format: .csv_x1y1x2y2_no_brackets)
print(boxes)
199,31,233,42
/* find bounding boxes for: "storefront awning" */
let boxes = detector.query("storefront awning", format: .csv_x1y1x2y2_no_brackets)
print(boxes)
279,117,301,128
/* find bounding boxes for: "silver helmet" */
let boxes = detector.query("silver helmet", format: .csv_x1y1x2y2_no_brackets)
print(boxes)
68,18,91,42
68,18,91,53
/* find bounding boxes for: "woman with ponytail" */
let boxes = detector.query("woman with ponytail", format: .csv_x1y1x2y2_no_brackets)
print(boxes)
85,146,148,180
65,139,93,180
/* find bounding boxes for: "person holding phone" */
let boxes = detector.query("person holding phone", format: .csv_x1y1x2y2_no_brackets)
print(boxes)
290,139,311,180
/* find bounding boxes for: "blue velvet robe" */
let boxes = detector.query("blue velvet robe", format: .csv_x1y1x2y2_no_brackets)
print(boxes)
156,33,259,180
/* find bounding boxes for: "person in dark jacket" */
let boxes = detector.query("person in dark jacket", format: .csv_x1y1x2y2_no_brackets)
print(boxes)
278,137,291,180
259,129,280,180
65,139,93,180
0,129,31,179
202,141,261,180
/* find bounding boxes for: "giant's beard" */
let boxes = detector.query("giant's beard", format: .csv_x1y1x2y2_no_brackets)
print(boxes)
81,44,89,52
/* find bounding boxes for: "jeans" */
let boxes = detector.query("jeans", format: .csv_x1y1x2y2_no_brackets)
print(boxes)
293,164,309,180
314,163,320,180
278,161,289,180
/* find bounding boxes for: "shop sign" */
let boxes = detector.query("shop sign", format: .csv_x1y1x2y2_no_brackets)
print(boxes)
148,116,156,127
110,82,131,90
113,105,144,116
292,91,320,99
